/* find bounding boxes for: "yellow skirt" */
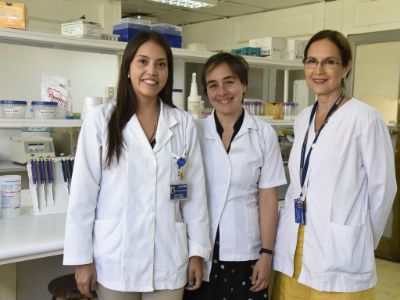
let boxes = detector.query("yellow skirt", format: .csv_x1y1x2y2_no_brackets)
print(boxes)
271,225,376,300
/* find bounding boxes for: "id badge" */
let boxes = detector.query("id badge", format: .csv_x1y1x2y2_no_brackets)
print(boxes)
170,183,188,201
294,198,306,225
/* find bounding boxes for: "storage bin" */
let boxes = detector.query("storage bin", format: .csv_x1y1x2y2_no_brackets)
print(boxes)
0,100,27,118
31,101,58,119
152,23,182,48
113,19,151,42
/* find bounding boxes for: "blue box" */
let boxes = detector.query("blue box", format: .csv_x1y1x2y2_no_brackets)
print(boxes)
231,47,261,56
113,23,150,42
152,23,182,48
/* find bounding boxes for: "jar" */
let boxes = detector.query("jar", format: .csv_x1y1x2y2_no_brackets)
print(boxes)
32,101,58,119
0,100,27,118
283,102,298,120
0,175,21,218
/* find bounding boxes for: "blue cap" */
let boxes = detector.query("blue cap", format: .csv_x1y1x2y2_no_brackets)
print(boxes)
31,101,58,106
0,100,27,105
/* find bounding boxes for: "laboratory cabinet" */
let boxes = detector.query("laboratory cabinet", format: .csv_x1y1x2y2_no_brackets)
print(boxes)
0,27,301,300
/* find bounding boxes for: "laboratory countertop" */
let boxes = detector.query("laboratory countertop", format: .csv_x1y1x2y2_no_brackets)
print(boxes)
0,191,66,265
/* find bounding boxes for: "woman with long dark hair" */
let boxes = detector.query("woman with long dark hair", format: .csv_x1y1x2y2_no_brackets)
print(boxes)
64,31,211,300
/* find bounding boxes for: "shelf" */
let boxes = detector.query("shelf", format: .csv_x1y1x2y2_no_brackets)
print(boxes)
0,118,82,128
0,161,26,173
0,28,303,70
254,116,294,126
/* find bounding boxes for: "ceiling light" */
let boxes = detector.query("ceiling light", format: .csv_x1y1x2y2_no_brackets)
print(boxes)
146,0,217,9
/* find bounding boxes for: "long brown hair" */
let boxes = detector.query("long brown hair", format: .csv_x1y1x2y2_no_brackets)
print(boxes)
106,31,175,168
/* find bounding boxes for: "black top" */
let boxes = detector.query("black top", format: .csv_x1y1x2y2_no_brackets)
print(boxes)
214,109,245,153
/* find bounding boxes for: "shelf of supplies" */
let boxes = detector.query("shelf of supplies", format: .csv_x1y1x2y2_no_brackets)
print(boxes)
254,116,294,126
0,161,26,173
0,118,82,128
0,28,304,70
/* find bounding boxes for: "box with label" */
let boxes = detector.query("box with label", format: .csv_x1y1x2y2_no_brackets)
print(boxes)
61,20,102,38
0,2,26,29
286,39,308,60
249,37,286,59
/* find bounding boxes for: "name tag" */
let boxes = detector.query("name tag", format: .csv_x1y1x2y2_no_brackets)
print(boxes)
170,183,188,201
294,198,306,225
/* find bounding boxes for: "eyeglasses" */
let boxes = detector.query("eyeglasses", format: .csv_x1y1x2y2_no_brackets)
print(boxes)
303,58,343,70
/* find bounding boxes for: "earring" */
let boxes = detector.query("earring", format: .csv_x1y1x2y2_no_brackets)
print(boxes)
127,74,130,78
342,77,346,84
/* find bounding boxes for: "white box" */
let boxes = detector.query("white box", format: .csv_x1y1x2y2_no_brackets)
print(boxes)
61,20,102,38
286,39,308,60
249,37,286,59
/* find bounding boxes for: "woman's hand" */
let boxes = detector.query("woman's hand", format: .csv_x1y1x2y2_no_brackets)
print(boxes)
75,263,97,298
250,254,272,292
186,256,204,291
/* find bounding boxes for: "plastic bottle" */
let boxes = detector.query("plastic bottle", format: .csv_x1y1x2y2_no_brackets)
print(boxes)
187,73,202,119
0,175,21,218
172,88,185,110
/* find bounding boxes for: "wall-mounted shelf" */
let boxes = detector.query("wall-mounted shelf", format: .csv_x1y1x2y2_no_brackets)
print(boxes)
0,119,82,128
0,161,26,173
0,28,303,70
254,116,294,126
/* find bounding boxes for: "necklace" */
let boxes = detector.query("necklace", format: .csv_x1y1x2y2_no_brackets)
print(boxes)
149,106,160,142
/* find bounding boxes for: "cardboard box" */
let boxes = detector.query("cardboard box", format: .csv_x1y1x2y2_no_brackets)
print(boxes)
286,39,308,60
61,20,102,38
0,2,26,29
249,37,286,59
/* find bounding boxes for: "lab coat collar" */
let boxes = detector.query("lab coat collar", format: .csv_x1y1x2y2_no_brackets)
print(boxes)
153,100,177,152
203,108,257,140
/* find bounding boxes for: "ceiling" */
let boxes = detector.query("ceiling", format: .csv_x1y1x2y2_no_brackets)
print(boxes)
121,0,329,26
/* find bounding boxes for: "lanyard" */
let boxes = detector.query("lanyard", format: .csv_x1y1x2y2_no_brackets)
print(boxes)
299,92,345,188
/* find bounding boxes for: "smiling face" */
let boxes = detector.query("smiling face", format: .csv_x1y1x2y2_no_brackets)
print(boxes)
128,40,168,103
205,62,246,117
304,38,351,100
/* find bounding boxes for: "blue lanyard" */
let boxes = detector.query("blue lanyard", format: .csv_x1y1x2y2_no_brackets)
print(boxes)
299,92,345,188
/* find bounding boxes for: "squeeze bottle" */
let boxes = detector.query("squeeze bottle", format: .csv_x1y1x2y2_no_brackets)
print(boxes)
187,73,202,119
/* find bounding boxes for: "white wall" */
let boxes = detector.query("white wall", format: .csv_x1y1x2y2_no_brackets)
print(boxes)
182,0,400,51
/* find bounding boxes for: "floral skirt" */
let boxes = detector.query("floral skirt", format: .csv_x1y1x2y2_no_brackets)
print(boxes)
183,229,268,300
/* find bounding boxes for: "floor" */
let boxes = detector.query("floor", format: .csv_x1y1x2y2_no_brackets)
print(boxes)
375,258,400,299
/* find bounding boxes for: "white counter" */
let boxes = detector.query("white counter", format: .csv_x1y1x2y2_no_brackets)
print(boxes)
0,190,66,265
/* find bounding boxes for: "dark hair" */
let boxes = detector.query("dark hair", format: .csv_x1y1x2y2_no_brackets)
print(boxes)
304,29,352,73
201,52,249,95
106,31,174,168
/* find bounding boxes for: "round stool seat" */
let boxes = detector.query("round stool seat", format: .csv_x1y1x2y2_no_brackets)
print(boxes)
48,273,97,299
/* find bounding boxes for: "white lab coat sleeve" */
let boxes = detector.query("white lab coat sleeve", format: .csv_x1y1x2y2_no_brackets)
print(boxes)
180,116,212,260
63,108,103,265
360,111,397,249
258,124,287,188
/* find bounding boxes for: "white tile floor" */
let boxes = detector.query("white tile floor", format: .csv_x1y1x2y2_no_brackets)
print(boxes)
375,258,400,300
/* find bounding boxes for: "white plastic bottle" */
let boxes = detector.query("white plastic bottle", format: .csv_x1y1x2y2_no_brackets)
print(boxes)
187,73,202,119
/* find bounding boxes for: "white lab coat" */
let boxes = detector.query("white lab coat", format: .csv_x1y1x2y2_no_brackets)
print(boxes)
273,98,397,292
63,101,211,292
196,110,286,280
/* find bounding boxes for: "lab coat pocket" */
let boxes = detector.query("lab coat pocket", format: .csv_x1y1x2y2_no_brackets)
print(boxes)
93,219,122,268
174,222,189,270
325,222,373,274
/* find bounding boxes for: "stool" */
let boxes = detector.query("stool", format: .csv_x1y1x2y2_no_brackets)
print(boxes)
48,274,97,299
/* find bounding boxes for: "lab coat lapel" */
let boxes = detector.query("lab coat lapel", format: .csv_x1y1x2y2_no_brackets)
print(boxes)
203,112,228,154
233,110,257,140
153,101,176,153
126,114,153,152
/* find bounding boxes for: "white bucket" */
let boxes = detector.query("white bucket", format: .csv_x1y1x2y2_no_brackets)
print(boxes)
0,175,21,218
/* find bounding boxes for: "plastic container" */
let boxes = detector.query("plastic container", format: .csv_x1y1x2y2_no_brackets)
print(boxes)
0,100,27,118
172,89,184,110
31,101,58,119
0,175,21,218
152,23,182,48
113,19,151,42
81,96,103,119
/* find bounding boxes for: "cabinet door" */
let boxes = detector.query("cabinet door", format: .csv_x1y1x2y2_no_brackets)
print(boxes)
348,30,400,261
